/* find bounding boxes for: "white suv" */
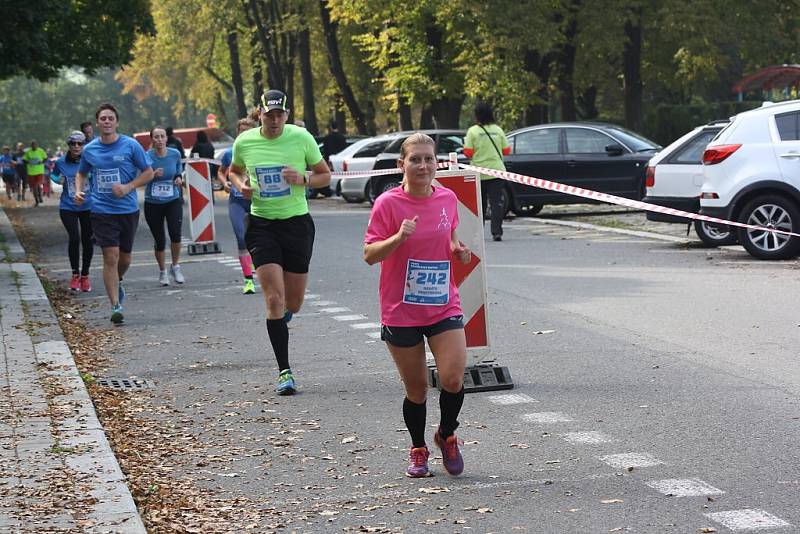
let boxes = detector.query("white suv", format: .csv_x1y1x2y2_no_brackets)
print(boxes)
700,100,800,260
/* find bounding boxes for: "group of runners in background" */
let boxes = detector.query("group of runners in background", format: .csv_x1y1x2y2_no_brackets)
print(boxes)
4,93,519,479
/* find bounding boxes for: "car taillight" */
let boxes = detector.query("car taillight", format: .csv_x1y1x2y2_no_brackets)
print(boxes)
702,144,741,165
343,160,348,171
645,165,655,187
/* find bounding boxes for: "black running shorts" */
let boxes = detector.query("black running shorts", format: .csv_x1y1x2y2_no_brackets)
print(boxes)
245,213,315,273
381,315,465,348
90,212,140,253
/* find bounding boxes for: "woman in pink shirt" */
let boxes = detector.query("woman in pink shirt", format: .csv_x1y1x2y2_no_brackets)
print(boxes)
364,133,472,478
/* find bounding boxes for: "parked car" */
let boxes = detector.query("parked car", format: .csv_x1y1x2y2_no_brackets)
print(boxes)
366,130,466,204
500,122,661,216
331,134,400,199
643,120,735,246
340,130,465,204
700,100,800,260
308,135,368,198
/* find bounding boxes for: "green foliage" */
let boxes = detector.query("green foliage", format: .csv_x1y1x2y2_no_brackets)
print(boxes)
0,70,205,149
642,101,761,146
0,0,154,81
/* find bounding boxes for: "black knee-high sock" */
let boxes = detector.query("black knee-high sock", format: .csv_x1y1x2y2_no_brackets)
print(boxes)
439,386,464,438
403,397,427,448
266,318,290,371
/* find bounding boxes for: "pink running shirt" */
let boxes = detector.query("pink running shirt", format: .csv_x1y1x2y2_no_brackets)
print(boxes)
365,185,463,327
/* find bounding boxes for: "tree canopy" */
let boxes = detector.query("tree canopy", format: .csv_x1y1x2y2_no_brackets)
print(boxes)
0,0,154,81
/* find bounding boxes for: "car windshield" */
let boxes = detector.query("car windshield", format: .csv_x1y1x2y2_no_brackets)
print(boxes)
604,126,661,151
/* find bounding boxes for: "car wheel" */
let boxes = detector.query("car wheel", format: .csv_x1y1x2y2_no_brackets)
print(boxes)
335,181,342,196
693,220,737,247
342,194,361,204
513,203,543,217
737,194,800,260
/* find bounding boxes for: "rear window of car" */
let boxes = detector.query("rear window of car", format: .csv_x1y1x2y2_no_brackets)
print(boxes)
385,137,408,153
775,111,800,141
437,135,463,154
667,129,720,164
353,140,390,158
604,126,660,151
513,128,560,154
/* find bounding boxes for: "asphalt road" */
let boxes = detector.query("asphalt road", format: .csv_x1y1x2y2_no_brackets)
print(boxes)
14,195,800,533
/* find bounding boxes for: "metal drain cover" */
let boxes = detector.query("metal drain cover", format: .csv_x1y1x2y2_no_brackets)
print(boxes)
96,377,154,390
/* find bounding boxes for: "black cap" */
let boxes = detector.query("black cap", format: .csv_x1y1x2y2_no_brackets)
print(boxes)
261,89,288,112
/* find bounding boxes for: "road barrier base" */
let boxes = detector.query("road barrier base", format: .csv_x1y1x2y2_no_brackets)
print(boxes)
187,241,221,255
428,362,514,393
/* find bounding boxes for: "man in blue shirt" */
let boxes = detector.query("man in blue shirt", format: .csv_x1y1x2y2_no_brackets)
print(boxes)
75,103,154,324
0,146,17,199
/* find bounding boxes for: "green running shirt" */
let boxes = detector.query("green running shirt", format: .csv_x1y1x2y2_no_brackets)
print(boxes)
232,124,323,220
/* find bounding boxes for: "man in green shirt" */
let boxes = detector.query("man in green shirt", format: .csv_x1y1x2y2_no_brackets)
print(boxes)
229,89,331,395
23,140,48,206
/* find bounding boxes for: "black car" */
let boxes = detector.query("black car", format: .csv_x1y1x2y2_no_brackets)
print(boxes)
501,122,661,215
367,129,467,204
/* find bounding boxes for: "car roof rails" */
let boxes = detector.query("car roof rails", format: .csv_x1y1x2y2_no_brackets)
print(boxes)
706,119,730,126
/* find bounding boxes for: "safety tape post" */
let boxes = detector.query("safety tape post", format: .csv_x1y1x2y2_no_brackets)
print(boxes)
459,163,800,239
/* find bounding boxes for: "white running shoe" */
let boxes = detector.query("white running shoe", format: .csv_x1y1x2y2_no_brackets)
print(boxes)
158,270,169,286
170,264,185,284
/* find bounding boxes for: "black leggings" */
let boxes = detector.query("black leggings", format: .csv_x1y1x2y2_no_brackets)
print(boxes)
59,210,93,275
144,199,183,251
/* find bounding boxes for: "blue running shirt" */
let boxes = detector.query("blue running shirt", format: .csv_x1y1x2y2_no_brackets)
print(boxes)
145,148,182,204
52,156,92,212
78,135,150,214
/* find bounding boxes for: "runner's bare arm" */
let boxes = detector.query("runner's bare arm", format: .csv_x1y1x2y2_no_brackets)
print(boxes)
228,164,251,198
364,216,418,265
283,160,330,188
74,172,87,204
450,229,471,264
112,167,155,198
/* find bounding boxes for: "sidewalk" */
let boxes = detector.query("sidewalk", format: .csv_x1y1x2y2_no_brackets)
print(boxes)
0,208,145,533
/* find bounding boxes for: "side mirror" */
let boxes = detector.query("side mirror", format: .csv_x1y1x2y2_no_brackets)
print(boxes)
605,143,624,156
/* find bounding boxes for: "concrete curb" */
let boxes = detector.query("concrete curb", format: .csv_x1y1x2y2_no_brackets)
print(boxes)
0,207,146,533
0,208,26,261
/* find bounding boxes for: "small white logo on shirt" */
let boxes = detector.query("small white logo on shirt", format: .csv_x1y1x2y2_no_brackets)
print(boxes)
437,207,451,230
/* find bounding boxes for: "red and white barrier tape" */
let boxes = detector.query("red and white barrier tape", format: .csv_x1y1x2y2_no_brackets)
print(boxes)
182,157,223,166
459,163,800,239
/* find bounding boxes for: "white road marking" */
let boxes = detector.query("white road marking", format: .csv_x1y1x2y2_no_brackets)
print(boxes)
597,452,664,469
319,307,351,313
561,431,613,444
520,412,573,423
350,322,382,330
487,393,536,405
305,293,320,299
705,509,791,530
645,478,724,497
366,332,382,339
333,314,368,321
311,300,335,306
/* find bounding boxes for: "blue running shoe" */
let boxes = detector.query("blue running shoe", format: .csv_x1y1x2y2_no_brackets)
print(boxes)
283,309,293,323
118,281,125,305
406,446,432,478
434,428,464,476
276,369,296,395
110,304,124,324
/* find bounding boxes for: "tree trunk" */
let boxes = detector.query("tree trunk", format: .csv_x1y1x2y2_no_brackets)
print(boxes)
246,0,285,90
623,7,643,132
241,2,264,106
554,1,580,122
419,106,434,129
523,49,553,125
227,30,247,119
298,27,318,135
398,95,413,130
430,96,464,129
319,0,368,134
577,85,598,120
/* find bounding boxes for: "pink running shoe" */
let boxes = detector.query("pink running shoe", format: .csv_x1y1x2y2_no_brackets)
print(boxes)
434,429,464,476
79,275,92,292
406,446,432,478
69,274,80,291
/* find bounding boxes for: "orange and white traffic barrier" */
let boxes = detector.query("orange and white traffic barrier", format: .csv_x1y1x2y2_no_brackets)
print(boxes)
429,161,513,392
185,159,221,255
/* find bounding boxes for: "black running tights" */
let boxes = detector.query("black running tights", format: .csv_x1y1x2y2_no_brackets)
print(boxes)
59,210,93,275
